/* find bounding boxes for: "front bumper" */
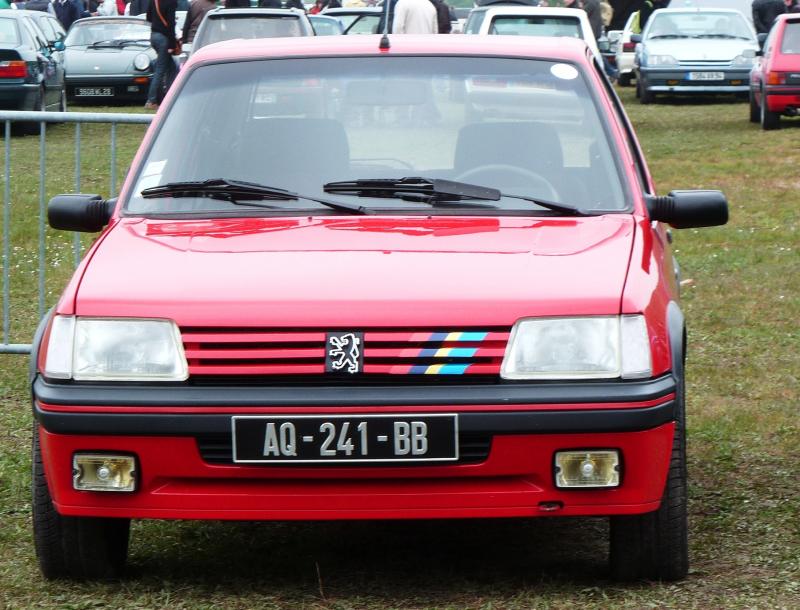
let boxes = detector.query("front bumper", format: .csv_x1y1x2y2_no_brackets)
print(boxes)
34,375,677,521
639,67,750,93
65,76,151,102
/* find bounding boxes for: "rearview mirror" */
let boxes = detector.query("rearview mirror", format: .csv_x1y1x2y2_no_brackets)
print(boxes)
646,190,728,229
48,194,115,232
52,40,65,52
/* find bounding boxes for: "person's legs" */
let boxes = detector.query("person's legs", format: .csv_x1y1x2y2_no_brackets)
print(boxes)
147,32,170,106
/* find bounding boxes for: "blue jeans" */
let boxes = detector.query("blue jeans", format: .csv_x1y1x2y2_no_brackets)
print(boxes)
147,32,177,104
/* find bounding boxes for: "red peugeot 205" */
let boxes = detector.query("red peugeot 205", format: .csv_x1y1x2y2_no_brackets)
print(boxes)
34,35,727,582
750,13,800,129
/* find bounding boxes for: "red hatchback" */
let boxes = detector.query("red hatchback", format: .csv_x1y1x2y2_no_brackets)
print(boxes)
750,13,800,129
34,35,728,582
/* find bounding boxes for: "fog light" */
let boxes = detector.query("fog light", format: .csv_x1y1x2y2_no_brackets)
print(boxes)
667,79,679,85
554,450,620,488
73,454,137,492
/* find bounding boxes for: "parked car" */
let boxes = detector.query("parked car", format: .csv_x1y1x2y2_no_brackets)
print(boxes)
615,11,637,86
463,0,541,35
749,13,800,129
321,7,382,34
309,14,344,36
0,10,65,121
466,6,601,64
63,17,155,103
188,8,313,57
633,8,759,104
35,34,728,583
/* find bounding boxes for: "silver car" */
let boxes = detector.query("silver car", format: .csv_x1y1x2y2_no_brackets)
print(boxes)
634,8,759,104
64,17,155,103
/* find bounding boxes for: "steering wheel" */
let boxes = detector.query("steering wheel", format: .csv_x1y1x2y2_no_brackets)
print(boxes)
454,164,560,202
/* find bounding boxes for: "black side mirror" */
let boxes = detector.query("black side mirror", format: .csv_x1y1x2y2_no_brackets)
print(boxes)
48,194,116,232
646,190,729,229
630,34,642,44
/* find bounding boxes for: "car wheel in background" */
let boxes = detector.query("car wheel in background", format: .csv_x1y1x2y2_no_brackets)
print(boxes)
22,87,47,135
637,77,654,104
749,88,759,123
618,73,632,87
760,90,780,130
609,373,689,581
32,423,131,580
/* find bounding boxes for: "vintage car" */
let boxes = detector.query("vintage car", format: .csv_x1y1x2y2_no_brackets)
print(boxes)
320,7,382,34
34,34,728,582
749,13,800,129
63,17,155,103
633,8,759,103
308,14,345,36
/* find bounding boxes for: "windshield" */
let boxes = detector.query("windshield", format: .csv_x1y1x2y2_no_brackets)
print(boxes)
194,15,304,50
65,21,150,46
126,56,627,217
646,11,754,40
489,16,583,38
0,18,20,46
310,17,342,36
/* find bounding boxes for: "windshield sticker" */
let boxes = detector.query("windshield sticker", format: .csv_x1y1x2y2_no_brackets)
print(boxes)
142,160,166,176
551,64,579,81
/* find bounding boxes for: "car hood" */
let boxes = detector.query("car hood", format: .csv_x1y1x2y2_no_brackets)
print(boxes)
644,38,757,61
65,46,154,75
75,215,635,327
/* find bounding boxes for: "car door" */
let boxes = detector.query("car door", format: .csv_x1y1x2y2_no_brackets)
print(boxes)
36,16,66,88
20,17,59,108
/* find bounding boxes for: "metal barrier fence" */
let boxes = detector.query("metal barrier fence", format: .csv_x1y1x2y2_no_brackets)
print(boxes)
1,110,152,354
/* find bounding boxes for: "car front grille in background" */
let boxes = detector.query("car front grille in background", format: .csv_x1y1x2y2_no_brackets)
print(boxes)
181,327,510,378
196,433,493,465
677,60,733,68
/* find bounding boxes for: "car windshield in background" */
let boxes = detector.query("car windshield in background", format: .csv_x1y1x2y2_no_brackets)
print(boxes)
489,16,582,38
0,18,20,45
646,11,754,40
65,22,150,46
194,16,303,50
127,57,626,217
782,22,800,54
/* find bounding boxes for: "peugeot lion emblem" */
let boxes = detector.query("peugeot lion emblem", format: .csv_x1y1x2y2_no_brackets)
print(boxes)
325,332,363,374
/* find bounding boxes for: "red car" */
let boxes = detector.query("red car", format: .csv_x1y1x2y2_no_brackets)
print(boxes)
34,35,728,582
750,13,800,129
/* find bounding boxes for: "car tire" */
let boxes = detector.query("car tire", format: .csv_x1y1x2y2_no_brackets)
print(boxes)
749,88,759,123
32,423,131,580
609,374,688,582
760,91,780,130
22,87,46,135
637,77,654,104
618,73,632,87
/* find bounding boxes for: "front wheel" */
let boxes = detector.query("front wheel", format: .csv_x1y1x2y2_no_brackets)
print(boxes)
637,76,655,104
32,423,131,580
618,73,632,87
609,378,688,581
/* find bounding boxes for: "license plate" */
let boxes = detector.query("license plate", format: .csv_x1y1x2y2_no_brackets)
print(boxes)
232,414,458,464
687,72,724,81
75,87,113,97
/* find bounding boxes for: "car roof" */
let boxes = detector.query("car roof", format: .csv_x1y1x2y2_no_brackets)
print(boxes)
71,16,148,26
206,8,305,17
189,33,592,65
483,7,587,18
321,7,382,14
651,8,749,16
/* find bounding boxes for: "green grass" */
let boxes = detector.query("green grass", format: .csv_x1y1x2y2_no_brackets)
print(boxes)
1,93,799,608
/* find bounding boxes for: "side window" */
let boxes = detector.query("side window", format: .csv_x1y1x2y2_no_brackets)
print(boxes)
464,11,485,35
763,29,776,56
50,18,67,41
22,18,48,53
37,17,57,44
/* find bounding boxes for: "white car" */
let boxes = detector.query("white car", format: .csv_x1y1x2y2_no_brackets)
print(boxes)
466,7,601,65
615,11,637,87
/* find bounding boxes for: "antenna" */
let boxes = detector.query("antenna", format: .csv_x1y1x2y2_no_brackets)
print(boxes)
379,0,391,49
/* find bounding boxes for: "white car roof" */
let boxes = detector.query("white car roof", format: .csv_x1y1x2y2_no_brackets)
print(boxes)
478,7,600,59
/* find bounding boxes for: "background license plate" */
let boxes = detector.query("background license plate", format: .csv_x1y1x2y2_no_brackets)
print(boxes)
688,72,724,81
76,87,113,96
232,414,458,463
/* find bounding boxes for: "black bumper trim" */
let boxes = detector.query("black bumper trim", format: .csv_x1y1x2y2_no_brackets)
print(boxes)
34,400,675,437
33,375,676,408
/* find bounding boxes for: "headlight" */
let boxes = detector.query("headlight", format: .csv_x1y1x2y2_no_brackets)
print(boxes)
43,316,188,381
133,53,151,71
646,54,679,67
732,54,754,67
500,315,652,380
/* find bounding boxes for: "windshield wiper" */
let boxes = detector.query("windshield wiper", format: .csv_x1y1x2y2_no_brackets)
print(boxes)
119,38,152,46
140,178,371,215
648,34,686,39
88,40,125,49
323,177,588,215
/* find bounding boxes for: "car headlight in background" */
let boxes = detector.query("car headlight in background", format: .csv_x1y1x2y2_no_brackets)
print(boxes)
646,54,679,67
133,53,151,71
44,316,188,381
500,315,652,380
732,54,754,67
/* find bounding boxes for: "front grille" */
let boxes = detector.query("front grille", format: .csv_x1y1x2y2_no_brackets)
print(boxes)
181,327,509,378
677,60,733,68
197,433,492,465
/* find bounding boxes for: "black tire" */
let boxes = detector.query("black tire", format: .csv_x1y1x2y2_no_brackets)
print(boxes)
32,423,131,580
760,91,780,130
637,77,655,104
618,73,632,87
749,88,759,123
609,375,688,582
22,87,46,135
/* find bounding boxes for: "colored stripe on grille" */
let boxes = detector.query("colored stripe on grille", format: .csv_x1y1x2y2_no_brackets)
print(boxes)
181,328,509,377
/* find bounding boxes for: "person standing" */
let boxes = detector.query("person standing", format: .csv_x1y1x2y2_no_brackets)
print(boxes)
225,0,249,8
392,0,436,34
429,0,451,34
96,0,118,15
752,0,785,34
54,0,80,30
582,0,603,42
182,0,213,44
129,0,149,15
145,0,177,110
784,0,800,14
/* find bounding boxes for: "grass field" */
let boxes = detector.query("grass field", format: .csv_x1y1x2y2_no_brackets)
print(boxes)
0,91,798,609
